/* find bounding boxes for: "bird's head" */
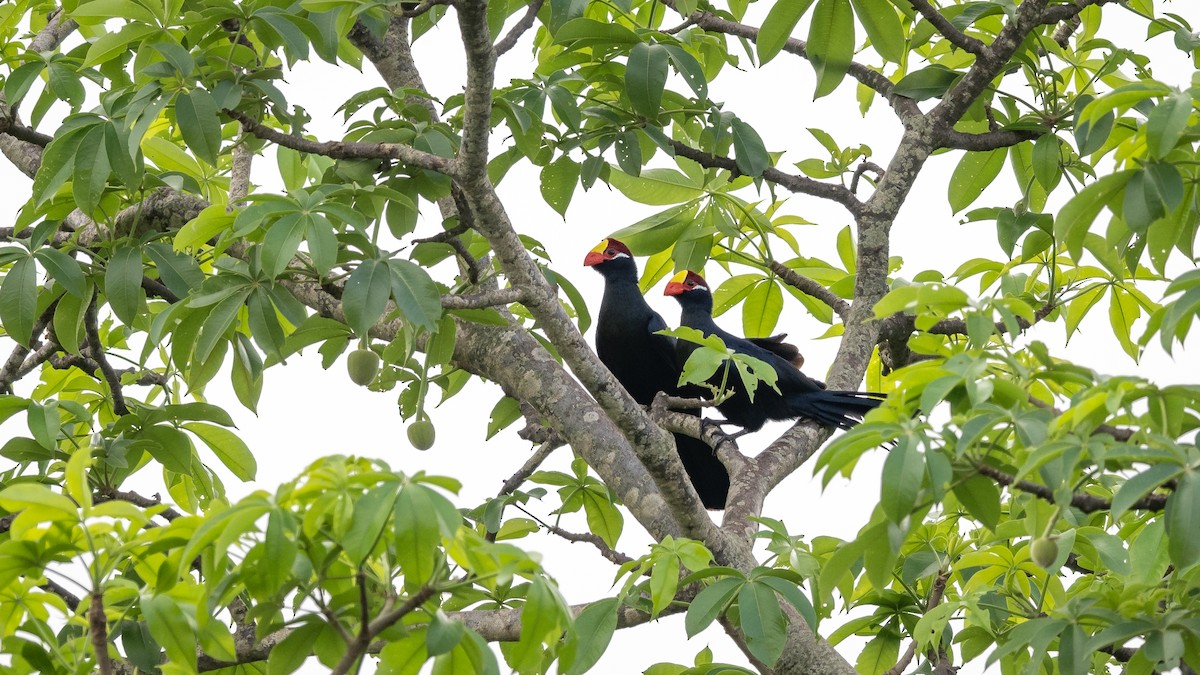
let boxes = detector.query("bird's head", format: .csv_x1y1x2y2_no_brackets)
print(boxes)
583,238,633,268
664,270,709,297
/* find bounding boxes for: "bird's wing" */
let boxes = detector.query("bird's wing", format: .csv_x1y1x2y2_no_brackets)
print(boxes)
747,333,804,368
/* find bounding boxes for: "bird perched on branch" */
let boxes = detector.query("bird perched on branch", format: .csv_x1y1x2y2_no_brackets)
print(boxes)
585,238,729,509
665,270,885,434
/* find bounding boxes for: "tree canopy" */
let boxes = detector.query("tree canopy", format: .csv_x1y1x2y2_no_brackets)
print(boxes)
0,0,1199,673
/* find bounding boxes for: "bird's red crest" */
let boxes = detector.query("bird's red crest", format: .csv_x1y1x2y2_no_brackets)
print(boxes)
583,238,633,266
664,270,708,296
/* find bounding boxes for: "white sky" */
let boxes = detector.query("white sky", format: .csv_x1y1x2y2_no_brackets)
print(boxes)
0,2,1198,672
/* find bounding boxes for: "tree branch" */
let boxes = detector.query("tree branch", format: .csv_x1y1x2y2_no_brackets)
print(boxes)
908,0,986,55
668,139,862,214
494,0,544,57
440,287,527,309
224,108,455,174
84,297,129,416
975,463,1168,513
673,5,923,123
768,260,851,320
937,127,1041,151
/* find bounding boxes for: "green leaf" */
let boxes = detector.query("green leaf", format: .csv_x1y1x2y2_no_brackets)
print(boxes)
105,244,144,326
849,0,905,62
267,621,324,675
626,42,669,118
141,595,197,670
512,576,567,673
247,287,285,360
731,117,769,177
0,256,38,347
175,204,235,251
141,424,194,474
388,259,443,332
581,489,624,548
343,258,392,337
891,65,960,101
1032,134,1061,191
394,484,455,587
757,0,815,64
0,483,78,519
54,287,88,354
1054,171,1134,261
540,155,580,216
560,598,619,675
807,0,855,98
1112,463,1181,519
33,248,85,299
192,288,248,364
880,437,923,523
951,473,1000,530
342,482,401,565
144,242,204,297
183,422,257,481
261,212,306,279
1164,470,1200,568
608,168,704,206
32,125,90,207
685,577,742,637
1145,90,1193,159
72,125,110,214
174,88,222,165
742,280,783,338
948,149,1007,213
737,580,788,665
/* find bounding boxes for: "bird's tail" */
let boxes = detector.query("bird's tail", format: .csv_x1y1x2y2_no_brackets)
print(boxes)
787,391,887,430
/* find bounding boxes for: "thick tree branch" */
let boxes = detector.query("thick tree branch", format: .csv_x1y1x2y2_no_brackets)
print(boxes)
929,0,1050,127
937,127,1041,151
668,140,862,214
440,287,527,309
453,0,727,546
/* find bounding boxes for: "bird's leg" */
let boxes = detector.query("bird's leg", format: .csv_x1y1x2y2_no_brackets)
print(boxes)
706,418,753,440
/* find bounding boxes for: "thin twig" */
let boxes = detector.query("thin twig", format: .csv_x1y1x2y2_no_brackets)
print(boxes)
94,489,184,522
494,0,545,56
223,108,454,174
908,0,986,54
850,161,885,194
514,505,634,565
83,297,128,416
768,261,851,320
668,139,862,214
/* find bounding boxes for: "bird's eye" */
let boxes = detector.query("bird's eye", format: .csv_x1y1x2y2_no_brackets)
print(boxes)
606,249,615,255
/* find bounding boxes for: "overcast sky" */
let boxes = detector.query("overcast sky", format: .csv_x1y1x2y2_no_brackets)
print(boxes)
0,4,1197,672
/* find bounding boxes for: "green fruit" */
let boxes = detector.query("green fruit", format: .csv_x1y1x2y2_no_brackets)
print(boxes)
408,419,436,450
1030,536,1059,568
347,348,381,386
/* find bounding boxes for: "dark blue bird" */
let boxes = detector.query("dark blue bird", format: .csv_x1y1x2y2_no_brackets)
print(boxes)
585,239,729,509
665,270,885,434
